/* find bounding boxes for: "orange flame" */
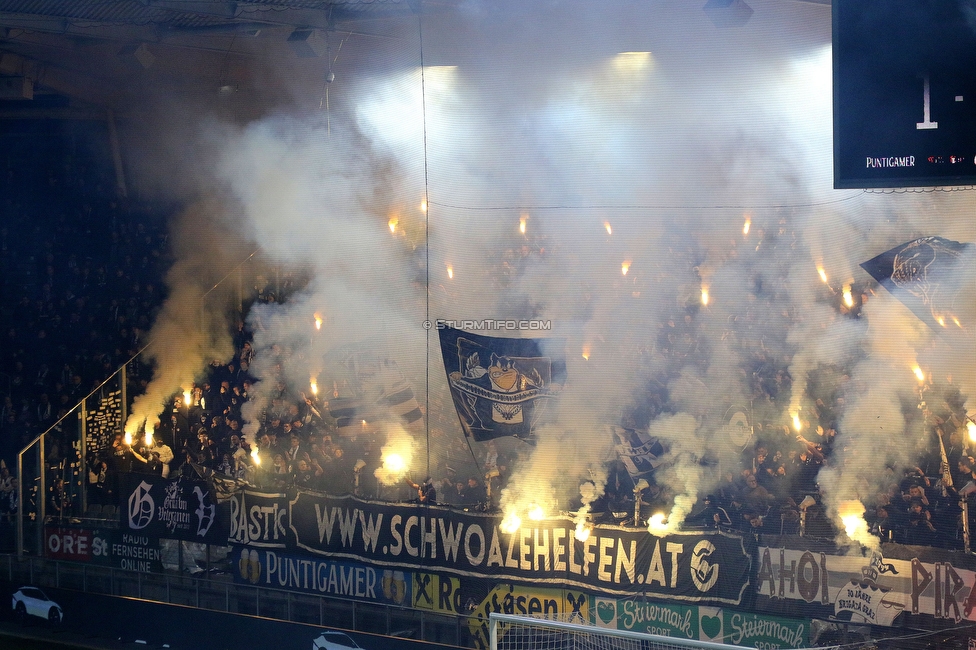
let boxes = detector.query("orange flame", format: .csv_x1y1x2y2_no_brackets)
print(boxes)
500,512,522,534
310,379,318,396
604,221,612,235
743,217,751,235
648,512,668,534
447,265,454,280
574,522,592,542
582,345,591,361
842,285,854,308
792,412,802,432
701,287,710,306
621,260,631,276
314,313,323,330
912,365,925,382
519,215,527,234
388,217,398,233
817,266,828,284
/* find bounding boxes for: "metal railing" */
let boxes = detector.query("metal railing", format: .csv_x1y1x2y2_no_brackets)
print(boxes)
14,251,281,557
0,552,473,647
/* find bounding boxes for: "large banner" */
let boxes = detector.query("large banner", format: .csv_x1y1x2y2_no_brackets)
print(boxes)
280,492,753,603
757,538,976,627
438,326,565,441
122,473,228,544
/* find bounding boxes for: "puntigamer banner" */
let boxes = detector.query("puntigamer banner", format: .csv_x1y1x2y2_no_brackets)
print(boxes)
271,491,753,602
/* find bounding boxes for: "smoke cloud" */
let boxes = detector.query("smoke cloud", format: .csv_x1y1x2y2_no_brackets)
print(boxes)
125,0,974,545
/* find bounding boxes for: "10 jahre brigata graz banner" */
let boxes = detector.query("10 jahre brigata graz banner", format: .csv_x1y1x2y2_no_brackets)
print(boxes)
225,490,755,603
756,537,976,626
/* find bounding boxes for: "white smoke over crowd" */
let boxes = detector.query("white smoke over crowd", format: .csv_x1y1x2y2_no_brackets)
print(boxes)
128,0,974,545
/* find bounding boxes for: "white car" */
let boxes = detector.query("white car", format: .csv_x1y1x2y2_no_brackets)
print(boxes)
11,586,63,625
312,630,364,650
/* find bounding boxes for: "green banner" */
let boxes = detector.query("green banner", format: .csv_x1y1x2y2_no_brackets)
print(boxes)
590,596,807,649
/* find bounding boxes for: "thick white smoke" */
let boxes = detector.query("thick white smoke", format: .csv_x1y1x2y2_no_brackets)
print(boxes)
124,0,974,545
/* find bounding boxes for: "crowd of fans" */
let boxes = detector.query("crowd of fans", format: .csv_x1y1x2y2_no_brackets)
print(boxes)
0,121,172,526
1,121,973,557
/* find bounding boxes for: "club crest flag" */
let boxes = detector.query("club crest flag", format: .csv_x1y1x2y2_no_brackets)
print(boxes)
438,327,565,442
861,236,974,334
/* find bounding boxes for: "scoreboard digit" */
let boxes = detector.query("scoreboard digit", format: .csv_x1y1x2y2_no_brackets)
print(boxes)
833,0,976,188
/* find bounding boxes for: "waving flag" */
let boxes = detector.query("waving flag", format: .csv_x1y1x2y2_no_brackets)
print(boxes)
325,347,423,438
610,425,668,479
438,327,565,442
861,236,974,334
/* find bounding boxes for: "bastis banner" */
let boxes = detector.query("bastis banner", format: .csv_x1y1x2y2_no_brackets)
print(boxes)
282,492,753,603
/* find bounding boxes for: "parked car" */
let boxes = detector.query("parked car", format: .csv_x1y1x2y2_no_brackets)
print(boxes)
11,586,63,625
312,630,364,650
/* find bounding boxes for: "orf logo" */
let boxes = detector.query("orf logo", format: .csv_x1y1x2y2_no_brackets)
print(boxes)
690,540,719,592
128,481,155,530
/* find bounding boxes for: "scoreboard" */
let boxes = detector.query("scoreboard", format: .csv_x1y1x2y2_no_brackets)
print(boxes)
833,0,976,188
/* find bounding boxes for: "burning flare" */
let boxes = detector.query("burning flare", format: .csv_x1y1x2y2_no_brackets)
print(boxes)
374,429,416,485
500,511,522,534
420,199,427,213
251,445,261,465
604,221,612,235
742,217,751,235
447,265,454,280
581,344,591,361
791,412,802,432
527,504,546,521
837,500,874,548
967,420,976,444
310,379,318,396
648,512,668,534
519,215,527,234
124,430,133,446
842,285,854,308
574,522,592,542
621,260,631,276
912,365,925,382
700,287,710,306
144,424,154,448
183,388,193,407
817,266,828,284
388,217,398,234
314,313,323,330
